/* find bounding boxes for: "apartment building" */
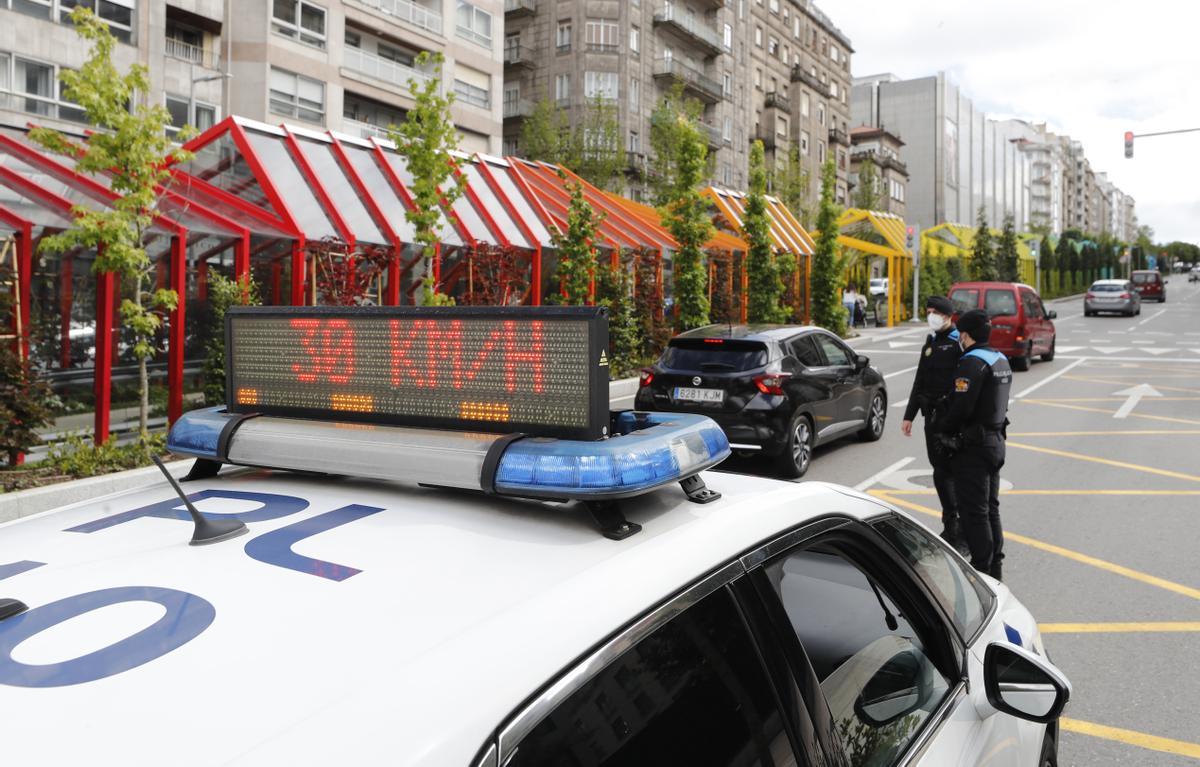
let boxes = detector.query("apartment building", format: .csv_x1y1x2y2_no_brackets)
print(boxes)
501,0,851,203
0,0,503,152
848,125,906,217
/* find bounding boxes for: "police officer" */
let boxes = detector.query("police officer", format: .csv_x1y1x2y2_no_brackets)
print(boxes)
901,295,963,548
938,309,1012,580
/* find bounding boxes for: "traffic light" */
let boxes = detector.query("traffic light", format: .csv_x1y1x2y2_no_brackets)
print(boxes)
1124,131,1134,158
906,226,914,251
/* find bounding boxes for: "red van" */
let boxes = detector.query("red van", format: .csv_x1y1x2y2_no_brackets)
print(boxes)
1131,270,1166,302
948,281,1057,371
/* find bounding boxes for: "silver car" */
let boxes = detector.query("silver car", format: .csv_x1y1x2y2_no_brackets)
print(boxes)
1084,279,1141,316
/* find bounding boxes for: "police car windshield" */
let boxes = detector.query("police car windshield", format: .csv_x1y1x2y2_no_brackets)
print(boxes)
662,340,769,372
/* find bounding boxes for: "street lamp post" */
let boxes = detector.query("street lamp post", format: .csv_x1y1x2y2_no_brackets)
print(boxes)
189,63,233,131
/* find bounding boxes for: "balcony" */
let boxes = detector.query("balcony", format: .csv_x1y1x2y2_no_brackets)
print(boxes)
342,117,393,140
652,5,723,57
790,65,832,98
699,122,725,150
503,44,535,69
652,58,723,104
756,125,780,149
585,42,620,53
165,37,221,69
850,148,907,176
763,91,790,112
502,99,535,119
454,80,491,109
504,0,536,18
343,47,433,93
349,0,443,37
626,152,648,177
828,127,850,146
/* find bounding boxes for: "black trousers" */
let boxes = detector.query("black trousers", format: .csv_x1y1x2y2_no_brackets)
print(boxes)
951,434,1005,572
922,423,959,537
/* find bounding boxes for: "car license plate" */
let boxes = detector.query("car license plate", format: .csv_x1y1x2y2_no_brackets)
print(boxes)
674,387,724,404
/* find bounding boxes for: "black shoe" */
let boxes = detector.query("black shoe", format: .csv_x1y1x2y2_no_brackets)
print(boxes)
988,561,1003,581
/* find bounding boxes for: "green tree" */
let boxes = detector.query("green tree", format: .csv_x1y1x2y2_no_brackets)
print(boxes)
810,157,846,335
0,345,56,467
202,273,260,406
744,141,788,323
1054,236,1073,294
968,207,998,281
1038,235,1056,296
550,174,605,305
519,98,571,164
996,213,1020,282
852,156,882,212
389,52,464,305
917,241,951,311
568,95,626,192
651,87,712,330
772,143,813,227
596,256,641,378
30,7,190,436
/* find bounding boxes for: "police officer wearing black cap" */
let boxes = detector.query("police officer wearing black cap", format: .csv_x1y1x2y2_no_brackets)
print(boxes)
901,295,963,548
937,309,1012,580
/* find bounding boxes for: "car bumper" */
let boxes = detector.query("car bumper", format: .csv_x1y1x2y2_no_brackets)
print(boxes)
1085,299,1136,313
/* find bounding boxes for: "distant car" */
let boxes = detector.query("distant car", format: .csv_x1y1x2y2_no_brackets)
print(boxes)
1084,279,1141,317
635,324,887,478
869,277,889,298
1190,266,1200,283
1131,269,1166,302
948,281,1057,371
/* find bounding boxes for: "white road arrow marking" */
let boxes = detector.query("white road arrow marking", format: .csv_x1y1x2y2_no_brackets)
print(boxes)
1112,384,1163,419
888,341,921,348
1092,346,1131,355
1141,348,1174,356
1055,346,1085,353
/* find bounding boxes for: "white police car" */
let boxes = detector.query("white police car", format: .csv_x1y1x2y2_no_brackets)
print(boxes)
0,307,1069,766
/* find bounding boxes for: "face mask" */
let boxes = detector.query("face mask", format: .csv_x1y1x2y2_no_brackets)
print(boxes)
927,313,946,332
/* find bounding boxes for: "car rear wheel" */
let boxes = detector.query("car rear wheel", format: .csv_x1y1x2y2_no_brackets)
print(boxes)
857,392,886,441
1012,347,1032,372
1041,337,1056,362
775,412,814,479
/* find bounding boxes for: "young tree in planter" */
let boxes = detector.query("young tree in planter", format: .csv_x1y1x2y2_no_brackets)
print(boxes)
520,98,570,164
389,52,464,306
968,206,998,281
996,213,1021,282
596,255,641,378
810,157,846,335
1054,235,1075,294
202,272,260,407
570,95,626,193
773,143,813,227
852,156,882,212
744,141,788,323
31,7,192,436
651,88,713,330
550,174,605,305
1038,235,1055,296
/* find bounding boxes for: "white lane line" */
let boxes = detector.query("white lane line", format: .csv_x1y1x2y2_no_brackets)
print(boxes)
892,398,909,409
1013,357,1088,399
883,364,920,380
1057,354,1200,363
1134,308,1168,328
854,456,915,492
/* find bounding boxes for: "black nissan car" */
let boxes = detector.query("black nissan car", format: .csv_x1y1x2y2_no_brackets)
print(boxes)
634,325,887,478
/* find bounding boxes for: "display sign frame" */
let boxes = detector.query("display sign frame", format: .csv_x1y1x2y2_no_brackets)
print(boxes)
225,305,610,441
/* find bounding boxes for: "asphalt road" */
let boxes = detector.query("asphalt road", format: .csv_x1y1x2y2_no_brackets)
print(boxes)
624,279,1200,764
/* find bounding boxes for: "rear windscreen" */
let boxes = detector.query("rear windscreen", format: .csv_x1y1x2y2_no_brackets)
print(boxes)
1132,273,1160,284
662,340,769,372
950,289,978,313
1091,284,1125,292
984,289,1018,317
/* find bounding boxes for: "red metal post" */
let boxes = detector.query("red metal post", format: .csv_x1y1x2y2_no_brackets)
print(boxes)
291,239,306,305
282,127,356,251
17,223,32,362
387,254,400,305
271,260,283,305
168,234,186,424
198,258,209,303
94,269,115,445
532,244,542,306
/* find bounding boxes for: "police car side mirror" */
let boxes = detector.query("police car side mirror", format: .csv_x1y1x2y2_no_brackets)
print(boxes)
983,643,1070,724
1046,310,1057,320
854,354,870,371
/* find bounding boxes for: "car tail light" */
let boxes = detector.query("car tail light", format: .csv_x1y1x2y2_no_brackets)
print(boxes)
753,372,791,395
1120,292,1130,299
1016,335,1025,342
639,368,654,387
1086,292,1095,299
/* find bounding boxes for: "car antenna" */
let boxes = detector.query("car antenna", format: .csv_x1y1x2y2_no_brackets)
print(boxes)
151,455,248,545
868,578,899,631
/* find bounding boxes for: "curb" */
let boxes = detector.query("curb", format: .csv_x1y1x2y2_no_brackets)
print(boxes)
0,459,194,525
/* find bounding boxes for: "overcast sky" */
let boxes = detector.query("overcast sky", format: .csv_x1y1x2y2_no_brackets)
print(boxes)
838,0,1200,244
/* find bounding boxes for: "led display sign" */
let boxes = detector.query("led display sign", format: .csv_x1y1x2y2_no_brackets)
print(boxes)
226,307,610,440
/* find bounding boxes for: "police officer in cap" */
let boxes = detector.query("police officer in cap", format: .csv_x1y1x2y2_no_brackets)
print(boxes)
901,295,963,548
937,309,1012,580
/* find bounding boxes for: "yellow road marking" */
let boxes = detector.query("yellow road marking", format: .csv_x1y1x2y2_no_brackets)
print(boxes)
1007,441,1200,484
1040,622,1200,633
1063,375,1200,394
1021,399,1200,426
1060,719,1200,759
870,492,1200,602
1009,429,1200,436
880,489,1200,496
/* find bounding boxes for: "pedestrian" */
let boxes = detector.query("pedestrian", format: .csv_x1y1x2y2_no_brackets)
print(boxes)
937,309,1012,580
842,283,866,327
901,295,964,549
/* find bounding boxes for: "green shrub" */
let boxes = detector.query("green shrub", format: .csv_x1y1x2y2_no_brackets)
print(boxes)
45,432,167,478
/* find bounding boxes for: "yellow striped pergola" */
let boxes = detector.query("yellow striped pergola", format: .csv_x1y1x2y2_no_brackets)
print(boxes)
832,208,912,327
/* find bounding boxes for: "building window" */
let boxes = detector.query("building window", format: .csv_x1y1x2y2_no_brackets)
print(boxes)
628,130,640,154
555,73,571,103
800,91,809,117
817,102,825,126
781,46,789,65
723,116,732,140
269,67,324,123
818,140,826,163
585,20,619,52
272,0,326,49
800,130,809,155
723,23,732,50
831,46,840,63
630,26,639,53
584,71,619,100
454,72,491,108
58,0,135,44
754,25,762,47
556,21,572,51
628,77,638,112
455,1,492,48
768,36,778,57
165,94,216,137
776,115,787,137
769,0,779,11
793,17,801,38
830,81,838,99
0,53,89,123
754,67,761,89
722,72,732,97
502,138,518,156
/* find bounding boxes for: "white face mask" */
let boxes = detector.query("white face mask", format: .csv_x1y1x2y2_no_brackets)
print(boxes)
927,313,947,332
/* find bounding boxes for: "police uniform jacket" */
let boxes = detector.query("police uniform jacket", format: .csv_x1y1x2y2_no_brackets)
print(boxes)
938,344,1013,437
903,327,962,422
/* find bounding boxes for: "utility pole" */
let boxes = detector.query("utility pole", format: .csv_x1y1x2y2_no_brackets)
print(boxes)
1124,127,1200,158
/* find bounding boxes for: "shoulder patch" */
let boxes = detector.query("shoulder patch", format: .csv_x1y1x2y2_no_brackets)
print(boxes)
955,377,971,392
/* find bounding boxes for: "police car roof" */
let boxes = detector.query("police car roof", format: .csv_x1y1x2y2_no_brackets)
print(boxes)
0,468,887,766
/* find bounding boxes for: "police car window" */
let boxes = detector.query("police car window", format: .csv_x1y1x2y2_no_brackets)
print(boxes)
873,517,993,641
662,340,770,372
949,289,977,314
813,335,852,367
789,335,825,368
984,289,1018,318
507,586,803,767
763,544,952,767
